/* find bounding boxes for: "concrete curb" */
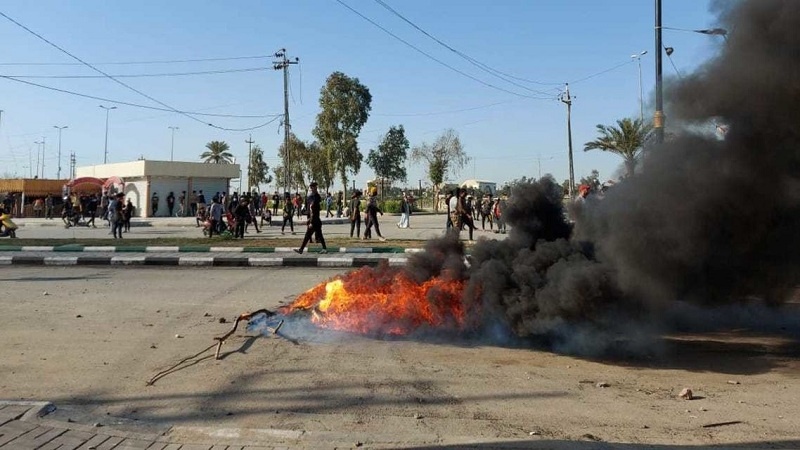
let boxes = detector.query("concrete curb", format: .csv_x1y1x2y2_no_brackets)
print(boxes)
0,255,409,267
0,245,424,254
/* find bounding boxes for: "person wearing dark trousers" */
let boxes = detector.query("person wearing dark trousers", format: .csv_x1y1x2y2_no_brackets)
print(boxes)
166,192,175,217
208,197,223,238
233,199,249,239
281,194,295,235
110,193,125,239
363,188,386,241
348,190,362,239
86,194,98,228
151,192,159,217
294,181,327,254
124,199,135,232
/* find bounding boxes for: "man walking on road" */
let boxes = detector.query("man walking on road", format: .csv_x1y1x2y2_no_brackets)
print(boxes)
294,181,328,254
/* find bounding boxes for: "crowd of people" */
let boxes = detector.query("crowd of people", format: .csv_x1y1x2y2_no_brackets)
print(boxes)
444,188,507,242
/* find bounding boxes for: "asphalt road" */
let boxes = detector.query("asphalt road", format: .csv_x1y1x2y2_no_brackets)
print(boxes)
10,213,505,242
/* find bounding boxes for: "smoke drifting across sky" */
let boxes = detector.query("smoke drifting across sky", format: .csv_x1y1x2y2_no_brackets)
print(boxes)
405,0,799,354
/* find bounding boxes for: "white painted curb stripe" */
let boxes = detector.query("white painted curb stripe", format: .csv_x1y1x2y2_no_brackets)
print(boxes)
83,246,116,252
0,256,12,265
44,256,78,265
404,248,424,253
247,257,283,266
209,247,244,252
388,257,408,266
273,247,293,253
21,246,54,251
145,246,180,252
317,257,354,267
111,256,146,265
178,257,214,266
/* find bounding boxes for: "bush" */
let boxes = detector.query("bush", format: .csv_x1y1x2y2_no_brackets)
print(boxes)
379,199,402,213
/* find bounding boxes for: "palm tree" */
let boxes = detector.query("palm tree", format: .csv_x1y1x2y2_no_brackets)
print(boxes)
200,141,234,164
583,118,651,177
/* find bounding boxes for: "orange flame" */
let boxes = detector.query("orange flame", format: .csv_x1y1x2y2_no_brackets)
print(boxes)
283,266,467,336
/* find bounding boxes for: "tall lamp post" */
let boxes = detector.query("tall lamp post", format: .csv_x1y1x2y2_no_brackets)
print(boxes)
53,125,68,179
168,126,179,161
99,105,117,164
631,51,647,125
34,140,43,178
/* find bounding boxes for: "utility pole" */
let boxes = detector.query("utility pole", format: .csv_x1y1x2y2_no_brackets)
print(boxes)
631,51,647,125
168,126,179,161
559,84,575,198
536,153,554,179
70,152,76,179
654,0,664,143
245,134,255,192
100,105,117,164
34,139,45,179
54,125,68,179
273,49,299,194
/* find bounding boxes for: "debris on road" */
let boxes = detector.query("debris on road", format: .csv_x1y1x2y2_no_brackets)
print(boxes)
702,420,742,428
679,388,693,400
596,382,610,388
214,309,283,360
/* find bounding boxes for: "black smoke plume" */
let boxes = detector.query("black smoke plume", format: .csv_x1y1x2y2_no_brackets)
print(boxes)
405,0,799,354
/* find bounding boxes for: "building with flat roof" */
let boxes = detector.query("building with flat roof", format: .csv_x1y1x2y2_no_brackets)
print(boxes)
76,160,240,217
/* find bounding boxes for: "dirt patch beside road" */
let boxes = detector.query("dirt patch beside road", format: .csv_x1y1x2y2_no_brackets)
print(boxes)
1,267,798,448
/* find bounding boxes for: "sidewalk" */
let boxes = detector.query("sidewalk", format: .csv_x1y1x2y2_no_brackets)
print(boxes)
0,401,541,449
0,401,365,449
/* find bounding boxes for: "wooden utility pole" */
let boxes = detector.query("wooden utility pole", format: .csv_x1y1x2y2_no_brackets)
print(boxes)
273,49,298,194
245,135,255,193
560,83,575,198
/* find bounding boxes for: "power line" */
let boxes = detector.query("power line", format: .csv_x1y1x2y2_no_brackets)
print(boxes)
333,0,554,100
372,0,557,97
0,55,272,66
2,66,270,79
568,59,634,85
373,0,556,96
374,100,515,117
0,76,281,118
0,12,269,132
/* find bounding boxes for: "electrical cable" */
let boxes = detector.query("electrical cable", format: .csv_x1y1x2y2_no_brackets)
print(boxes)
0,55,271,66
3,67,270,79
374,100,515,117
0,12,272,132
0,76,281,118
372,0,557,96
333,0,555,100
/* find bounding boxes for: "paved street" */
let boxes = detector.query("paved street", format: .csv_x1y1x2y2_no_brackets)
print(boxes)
9,213,506,243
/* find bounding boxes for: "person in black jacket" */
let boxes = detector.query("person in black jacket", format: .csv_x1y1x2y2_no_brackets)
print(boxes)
294,182,327,254
233,198,249,239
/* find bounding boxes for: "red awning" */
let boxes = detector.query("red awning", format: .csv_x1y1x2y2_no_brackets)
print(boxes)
67,177,104,192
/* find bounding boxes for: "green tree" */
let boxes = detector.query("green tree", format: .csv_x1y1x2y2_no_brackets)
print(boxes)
366,125,409,200
200,140,234,164
410,129,469,212
312,72,372,199
275,133,307,191
583,118,651,177
247,145,272,192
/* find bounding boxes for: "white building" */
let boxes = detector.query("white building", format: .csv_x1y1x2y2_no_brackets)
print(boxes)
76,160,240,217
460,179,497,196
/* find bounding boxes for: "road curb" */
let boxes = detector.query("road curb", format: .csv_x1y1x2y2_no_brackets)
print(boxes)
0,255,409,267
0,245,424,254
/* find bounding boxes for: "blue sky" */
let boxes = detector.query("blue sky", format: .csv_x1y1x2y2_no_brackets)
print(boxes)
0,0,724,190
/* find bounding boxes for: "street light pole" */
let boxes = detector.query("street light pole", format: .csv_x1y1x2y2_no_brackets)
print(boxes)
34,140,43,178
99,105,117,164
654,0,664,143
168,126,179,161
631,51,647,125
54,125,68,179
